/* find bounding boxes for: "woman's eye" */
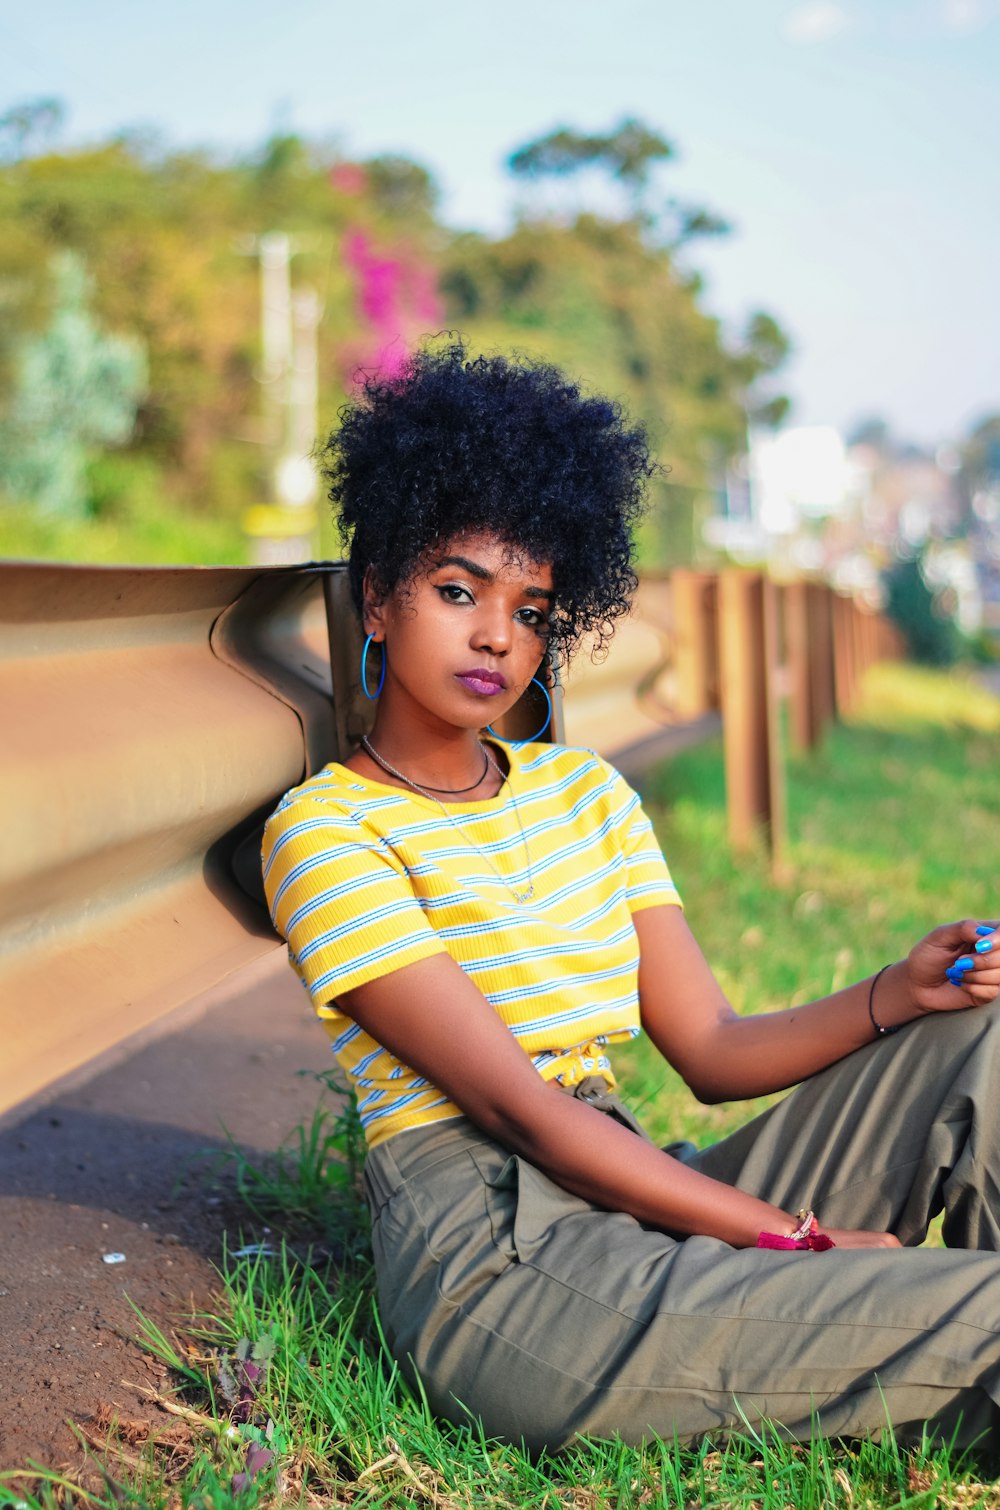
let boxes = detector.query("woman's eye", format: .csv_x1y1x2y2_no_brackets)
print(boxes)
438,583,473,603
516,607,549,630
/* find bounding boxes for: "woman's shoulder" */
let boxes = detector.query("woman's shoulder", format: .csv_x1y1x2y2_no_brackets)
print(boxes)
504,736,646,821
269,761,368,813
509,744,654,844
262,761,401,848
509,739,622,782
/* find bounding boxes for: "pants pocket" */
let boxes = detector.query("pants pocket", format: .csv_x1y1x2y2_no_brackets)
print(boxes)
469,1147,520,1265
475,1148,604,1267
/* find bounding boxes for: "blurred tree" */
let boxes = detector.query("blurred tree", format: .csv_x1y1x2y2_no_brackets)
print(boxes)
0,98,64,163
0,106,788,567
0,123,448,517
509,118,674,191
365,156,440,221
0,135,304,507
882,551,961,666
0,250,146,514
508,117,729,247
734,312,792,428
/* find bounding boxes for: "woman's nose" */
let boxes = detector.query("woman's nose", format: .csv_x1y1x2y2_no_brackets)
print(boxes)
471,605,511,655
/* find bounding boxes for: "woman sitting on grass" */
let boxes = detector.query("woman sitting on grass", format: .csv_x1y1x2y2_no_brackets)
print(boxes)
263,341,1000,1455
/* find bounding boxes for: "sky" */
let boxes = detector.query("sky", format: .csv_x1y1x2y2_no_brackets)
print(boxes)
2,0,998,448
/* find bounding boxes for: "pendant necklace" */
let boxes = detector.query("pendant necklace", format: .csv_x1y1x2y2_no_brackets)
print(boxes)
360,735,535,903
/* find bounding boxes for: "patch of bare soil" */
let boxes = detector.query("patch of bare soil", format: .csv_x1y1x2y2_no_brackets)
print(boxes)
0,954,332,1478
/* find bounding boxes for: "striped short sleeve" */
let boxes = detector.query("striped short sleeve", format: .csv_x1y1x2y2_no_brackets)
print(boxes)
607,768,683,915
262,796,446,1008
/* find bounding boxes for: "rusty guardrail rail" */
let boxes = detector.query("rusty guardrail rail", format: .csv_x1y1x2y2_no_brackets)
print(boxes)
0,559,566,1119
0,562,351,1116
1,558,898,1119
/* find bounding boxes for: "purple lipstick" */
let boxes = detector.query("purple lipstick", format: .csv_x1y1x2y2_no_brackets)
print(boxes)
456,668,507,697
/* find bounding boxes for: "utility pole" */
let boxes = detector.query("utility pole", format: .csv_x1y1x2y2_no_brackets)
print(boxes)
241,232,321,565
277,286,321,507
259,231,293,460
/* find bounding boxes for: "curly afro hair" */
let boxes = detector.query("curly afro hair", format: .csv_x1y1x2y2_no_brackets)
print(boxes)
323,341,656,663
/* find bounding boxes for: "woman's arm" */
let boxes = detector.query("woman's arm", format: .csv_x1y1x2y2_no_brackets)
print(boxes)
338,953,896,1249
634,907,1000,1103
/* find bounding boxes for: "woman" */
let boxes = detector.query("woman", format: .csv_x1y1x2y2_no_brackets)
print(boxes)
263,342,1000,1454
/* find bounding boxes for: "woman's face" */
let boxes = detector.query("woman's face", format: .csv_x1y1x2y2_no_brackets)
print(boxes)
364,530,554,736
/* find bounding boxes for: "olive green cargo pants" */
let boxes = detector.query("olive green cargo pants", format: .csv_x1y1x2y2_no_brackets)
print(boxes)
364,1002,1000,1453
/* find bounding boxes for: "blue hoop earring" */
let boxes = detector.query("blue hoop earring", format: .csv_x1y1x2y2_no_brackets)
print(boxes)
360,633,386,700
487,677,552,746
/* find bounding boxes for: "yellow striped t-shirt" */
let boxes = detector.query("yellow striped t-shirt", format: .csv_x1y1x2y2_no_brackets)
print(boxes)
262,741,681,1146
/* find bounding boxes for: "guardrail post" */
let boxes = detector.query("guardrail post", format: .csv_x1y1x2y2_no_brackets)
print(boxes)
323,569,366,756
832,592,858,718
783,580,819,753
806,583,836,735
671,569,719,719
719,570,785,861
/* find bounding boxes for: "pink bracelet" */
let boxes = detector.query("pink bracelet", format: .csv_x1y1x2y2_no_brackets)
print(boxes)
757,1208,836,1252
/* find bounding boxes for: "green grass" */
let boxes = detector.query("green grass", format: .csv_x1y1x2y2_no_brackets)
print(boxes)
5,660,1000,1509
618,659,1000,1144
0,499,249,566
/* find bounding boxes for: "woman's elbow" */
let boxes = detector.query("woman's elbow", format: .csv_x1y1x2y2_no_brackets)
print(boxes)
646,1012,742,1106
662,1051,736,1106
686,1076,732,1106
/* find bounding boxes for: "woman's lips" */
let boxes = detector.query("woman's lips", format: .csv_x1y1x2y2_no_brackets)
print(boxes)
456,669,507,696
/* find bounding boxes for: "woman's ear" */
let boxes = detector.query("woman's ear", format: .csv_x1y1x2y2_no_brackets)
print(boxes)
361,569,387,639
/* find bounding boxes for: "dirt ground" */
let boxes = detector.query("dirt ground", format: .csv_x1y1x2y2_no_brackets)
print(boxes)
0,952,333,1476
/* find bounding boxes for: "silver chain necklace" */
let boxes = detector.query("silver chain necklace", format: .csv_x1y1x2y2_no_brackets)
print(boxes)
360,735,535,903
360,738,490,794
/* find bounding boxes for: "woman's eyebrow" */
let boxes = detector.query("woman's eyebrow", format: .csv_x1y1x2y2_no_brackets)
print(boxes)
434,554,492,580
433,555,555,602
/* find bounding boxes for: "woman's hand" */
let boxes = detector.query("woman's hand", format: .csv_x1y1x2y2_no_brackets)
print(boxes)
906,920,1000,1015
820,1228,901,1250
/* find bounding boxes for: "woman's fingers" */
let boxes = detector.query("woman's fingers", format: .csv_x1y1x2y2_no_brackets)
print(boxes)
822,1229,902,1250
948,926,1000,995
908,920,1000,1012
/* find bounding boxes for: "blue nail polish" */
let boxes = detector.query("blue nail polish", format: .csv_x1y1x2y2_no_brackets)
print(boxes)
957,956,975,970
947,967,962,984
976,925,994,937
975,939,993,954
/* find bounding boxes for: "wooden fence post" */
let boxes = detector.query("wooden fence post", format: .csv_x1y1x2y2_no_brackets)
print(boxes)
783,580,819,754
670,569,719,719
806,583,836,734
832,592,858,719
718,570,785,861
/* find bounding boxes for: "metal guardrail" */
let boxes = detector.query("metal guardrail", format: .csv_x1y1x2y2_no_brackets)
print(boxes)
0,558,896,1119
0,562,351,1116
0,559,568,1119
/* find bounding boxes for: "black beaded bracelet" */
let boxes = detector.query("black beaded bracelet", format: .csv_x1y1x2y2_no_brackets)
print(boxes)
868,963,900,1037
